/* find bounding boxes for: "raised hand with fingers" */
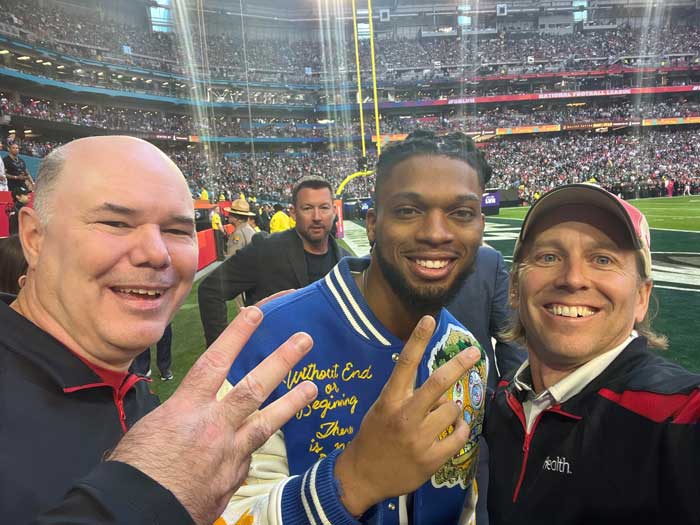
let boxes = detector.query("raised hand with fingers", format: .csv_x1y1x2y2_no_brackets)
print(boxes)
334,315,483,517
108,306,318,525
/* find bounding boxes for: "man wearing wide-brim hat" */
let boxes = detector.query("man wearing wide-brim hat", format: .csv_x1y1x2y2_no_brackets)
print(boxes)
224,197,257,257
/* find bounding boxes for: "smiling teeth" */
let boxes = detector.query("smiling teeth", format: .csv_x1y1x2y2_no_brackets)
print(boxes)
548,305,595,318
416,259,449,269
116,288,162,297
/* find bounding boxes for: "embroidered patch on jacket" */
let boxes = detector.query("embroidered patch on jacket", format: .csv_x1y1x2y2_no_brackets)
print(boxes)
427,323,487,489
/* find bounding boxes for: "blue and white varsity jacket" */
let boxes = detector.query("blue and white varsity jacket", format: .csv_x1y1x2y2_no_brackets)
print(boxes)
219,257,488,525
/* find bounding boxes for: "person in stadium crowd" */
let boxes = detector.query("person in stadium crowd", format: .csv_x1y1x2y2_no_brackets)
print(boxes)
0,135,319,524
447,244,527,525
3,141,34,192
0,234,27,296
485,183,700,525
258,202,273,232
8,185,31,235
130,323,175,381
198,175,350,347
211,205,227,261
0,142,7,192
223,197,259,311
286,203,297,229
248,212,263,233
225,197,257,256
217,130,492,525
269,202,292,232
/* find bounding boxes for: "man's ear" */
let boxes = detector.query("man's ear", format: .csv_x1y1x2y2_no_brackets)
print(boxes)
366,208,377,245
18,207,45,270
635,279,653,324
289,205,297,222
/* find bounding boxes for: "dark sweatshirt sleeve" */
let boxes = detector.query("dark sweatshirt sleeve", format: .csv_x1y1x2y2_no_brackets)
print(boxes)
33,461,193,525
198,240,259,347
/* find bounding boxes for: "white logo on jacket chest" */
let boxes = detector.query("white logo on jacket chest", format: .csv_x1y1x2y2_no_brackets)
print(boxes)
542,456,573,475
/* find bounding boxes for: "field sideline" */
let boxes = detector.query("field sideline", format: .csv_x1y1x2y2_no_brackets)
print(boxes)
498,195,700,231
151,196,700,401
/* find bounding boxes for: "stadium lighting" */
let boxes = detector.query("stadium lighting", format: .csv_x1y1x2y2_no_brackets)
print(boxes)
97,71,103,76
131,76,138,81
0,49,9,54
145,79,152,83
17,56,30,60
24,129,32,134
117,74,123,78
35,59,43,63
43,61,51,66
56,65,65,69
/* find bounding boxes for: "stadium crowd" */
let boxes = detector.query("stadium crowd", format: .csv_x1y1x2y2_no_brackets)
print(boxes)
4,93,700,138
2,3,699,524
7,127,698,203
2,0,700,85
175,130,700,201
483,128,700,201
172,149,376,202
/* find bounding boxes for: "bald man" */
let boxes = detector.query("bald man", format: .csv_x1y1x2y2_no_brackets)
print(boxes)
0,136,319,524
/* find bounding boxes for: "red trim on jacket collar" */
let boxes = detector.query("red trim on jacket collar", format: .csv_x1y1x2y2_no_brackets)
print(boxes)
63,347,129,390
61,346,147,397
548,405,583,420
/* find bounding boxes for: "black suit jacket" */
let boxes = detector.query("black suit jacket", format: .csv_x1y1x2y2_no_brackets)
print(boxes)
447,245,527,525
448,245,527,391
198,229,350,346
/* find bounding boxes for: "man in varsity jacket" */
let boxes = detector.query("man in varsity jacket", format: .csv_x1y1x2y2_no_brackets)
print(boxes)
217,130,495,525
485,184,700,524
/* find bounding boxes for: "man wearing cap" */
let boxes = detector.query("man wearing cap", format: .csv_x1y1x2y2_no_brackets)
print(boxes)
9,186,31,235
225,198,257,256
485,183,700,525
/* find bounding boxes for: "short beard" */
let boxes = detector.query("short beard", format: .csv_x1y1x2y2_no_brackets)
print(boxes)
374,239,476,316
296,226,329,248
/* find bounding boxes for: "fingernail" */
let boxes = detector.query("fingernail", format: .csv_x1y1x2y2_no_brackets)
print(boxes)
467,346,481,360
299,381,318,400
418,315,433,330
292,332,313,352
244,307,263,324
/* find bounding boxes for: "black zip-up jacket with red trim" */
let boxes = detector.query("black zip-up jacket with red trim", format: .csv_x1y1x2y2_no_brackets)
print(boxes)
0,298,191,524
484,337,700,525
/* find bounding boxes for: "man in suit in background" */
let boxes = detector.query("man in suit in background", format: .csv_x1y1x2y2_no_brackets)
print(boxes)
198,175,350,347
448,244,527,525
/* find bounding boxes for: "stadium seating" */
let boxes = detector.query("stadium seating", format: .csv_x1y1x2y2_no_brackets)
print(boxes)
0,0,698,203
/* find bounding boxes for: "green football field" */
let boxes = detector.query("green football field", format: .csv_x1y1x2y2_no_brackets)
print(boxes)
151,196,700,401
498,195,700,231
